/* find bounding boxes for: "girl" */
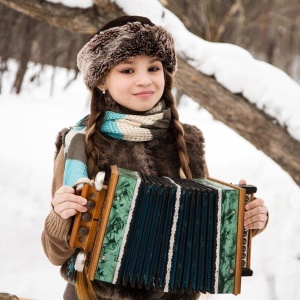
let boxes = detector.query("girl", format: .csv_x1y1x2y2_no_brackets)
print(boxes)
42,15,268,300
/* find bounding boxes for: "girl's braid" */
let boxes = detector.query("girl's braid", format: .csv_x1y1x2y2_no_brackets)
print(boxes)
85,87,105,178
164,70,192,179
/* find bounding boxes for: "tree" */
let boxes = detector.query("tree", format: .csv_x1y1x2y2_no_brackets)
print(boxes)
0,0,299,186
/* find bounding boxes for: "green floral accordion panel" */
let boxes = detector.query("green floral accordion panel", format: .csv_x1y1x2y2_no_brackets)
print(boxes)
197,179,240,294
95,168,140,282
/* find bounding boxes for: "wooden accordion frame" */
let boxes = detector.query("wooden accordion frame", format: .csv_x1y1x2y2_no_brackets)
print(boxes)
69,165,256,295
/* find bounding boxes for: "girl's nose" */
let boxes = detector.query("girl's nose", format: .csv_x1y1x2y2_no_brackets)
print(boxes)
135,73,152,86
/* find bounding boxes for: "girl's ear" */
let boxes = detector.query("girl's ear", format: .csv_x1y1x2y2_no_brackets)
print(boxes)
97,86,106,94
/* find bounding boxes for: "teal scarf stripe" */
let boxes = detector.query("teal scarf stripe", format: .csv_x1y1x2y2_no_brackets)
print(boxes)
63,130,88,187
101,111,124,140
103,111,126,121
63,159,88,187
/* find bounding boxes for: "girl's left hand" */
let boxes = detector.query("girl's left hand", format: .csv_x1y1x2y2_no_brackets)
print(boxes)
239,179,269,230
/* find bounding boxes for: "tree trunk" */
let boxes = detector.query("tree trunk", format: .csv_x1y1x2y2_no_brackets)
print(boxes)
12,15,35,93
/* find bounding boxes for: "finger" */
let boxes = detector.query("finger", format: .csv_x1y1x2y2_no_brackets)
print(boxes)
52,192,87,206
244,206,268,229
59,208,79,220
244,213,267,225
244,204,268,219
245,198,265,210
244,220,267,230
53,200,87,218
54,185,76,196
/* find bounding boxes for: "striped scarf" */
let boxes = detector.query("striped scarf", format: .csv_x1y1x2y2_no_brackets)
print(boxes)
101,110,170,141
63,101,171,186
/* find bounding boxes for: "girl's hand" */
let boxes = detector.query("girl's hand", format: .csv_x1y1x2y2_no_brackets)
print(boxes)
239,179,269,230
52,186,87,219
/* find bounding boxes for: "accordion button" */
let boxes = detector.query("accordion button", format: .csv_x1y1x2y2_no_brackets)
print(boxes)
81,212,91,222
101,255,106,261
79,236,85,243
88,193,96,200
86,200,95,210
79,226,89,236
230,269,234,274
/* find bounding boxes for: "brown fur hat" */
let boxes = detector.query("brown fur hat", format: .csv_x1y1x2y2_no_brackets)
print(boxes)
77,16,177,89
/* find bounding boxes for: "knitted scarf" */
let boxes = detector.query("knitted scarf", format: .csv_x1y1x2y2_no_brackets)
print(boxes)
63,102,171,187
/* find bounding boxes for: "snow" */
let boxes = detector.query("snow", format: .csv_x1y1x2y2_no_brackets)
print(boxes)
46,0,93,8
0,59,300,300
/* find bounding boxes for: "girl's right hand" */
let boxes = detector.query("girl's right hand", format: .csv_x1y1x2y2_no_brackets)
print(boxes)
52,186,87,219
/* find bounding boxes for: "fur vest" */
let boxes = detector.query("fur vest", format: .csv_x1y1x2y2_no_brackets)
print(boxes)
55,121,207,300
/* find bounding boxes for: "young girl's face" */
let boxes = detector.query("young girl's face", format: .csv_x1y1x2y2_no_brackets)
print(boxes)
103,55,165,112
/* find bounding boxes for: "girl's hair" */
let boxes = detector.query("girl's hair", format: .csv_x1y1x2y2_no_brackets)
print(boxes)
85,79,106,178
162,69,192,179
85,68,192,180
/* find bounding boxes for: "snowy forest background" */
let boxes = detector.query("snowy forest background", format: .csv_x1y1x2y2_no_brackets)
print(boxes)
0,1,300,300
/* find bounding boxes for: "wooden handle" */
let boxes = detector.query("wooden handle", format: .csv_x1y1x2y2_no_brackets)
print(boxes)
69,183,107,252
88,165,119,280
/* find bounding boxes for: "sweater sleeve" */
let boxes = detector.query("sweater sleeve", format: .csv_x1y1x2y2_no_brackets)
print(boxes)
41,146,75,266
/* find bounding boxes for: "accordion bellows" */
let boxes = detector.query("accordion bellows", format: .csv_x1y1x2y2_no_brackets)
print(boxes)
70,166,256,295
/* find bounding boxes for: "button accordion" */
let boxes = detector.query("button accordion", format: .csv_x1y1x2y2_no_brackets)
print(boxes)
69,165,256,295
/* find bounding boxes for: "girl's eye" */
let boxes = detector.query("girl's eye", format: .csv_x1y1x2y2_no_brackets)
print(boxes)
149,66,160,72
121,69,133,74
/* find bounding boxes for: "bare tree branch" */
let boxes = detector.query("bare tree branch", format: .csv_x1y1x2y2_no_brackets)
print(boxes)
0,0,124,33
214,2,243,42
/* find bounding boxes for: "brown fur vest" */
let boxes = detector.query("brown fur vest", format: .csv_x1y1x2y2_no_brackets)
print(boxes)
57,121,206,300
55,123,206,179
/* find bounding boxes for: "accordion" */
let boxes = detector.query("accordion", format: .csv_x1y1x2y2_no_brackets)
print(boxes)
69,165,256,295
